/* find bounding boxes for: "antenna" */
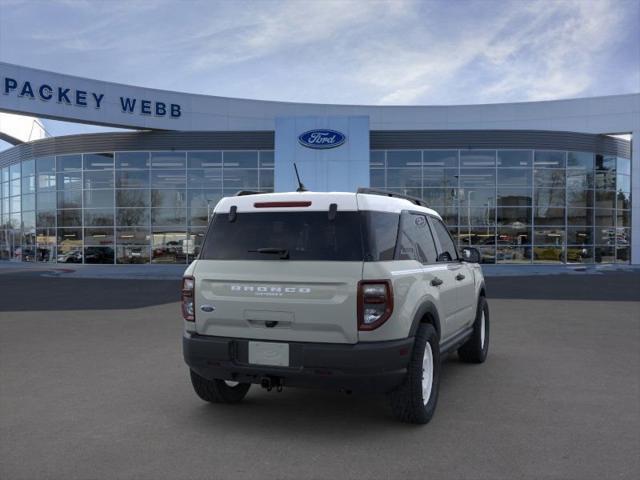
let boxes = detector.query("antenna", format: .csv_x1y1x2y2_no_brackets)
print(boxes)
293,163,307,192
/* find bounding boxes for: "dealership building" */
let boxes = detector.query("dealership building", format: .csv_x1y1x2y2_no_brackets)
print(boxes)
0,62,638,265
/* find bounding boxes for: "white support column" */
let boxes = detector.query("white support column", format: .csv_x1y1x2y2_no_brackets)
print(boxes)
632,129,639,265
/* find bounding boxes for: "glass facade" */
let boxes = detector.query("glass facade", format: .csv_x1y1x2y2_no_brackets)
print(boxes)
0,150,274,264
370,149,632,264
0,147,632,265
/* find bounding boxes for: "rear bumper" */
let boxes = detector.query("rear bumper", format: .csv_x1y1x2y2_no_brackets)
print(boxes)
183,332,414,393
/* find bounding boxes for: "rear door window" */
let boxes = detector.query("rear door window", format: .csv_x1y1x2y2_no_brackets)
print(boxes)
430,217,459,262
396,212,438,264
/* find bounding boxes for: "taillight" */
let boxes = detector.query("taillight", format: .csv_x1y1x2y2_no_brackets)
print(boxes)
357,280,393,331
182,276,195,321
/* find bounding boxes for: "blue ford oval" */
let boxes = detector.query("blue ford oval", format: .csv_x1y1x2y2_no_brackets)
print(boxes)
298,129,346,149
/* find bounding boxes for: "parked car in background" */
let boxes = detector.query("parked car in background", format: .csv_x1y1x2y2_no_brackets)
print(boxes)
57,249,83,263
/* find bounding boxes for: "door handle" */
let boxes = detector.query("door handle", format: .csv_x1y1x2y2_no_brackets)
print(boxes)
431,277,443,287
456,273,466,281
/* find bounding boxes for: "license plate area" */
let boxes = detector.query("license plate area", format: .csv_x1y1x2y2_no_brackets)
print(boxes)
248,341,290,367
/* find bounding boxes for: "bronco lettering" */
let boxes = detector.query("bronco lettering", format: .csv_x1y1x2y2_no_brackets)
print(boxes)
230,285,311,294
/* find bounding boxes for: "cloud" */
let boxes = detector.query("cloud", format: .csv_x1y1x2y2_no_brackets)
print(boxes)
185,0,412,71
473,0,626,102
379,84,431,104
0,0,637,106
349,0,633,105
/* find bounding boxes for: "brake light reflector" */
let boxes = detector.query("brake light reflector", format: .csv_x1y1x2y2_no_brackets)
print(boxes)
182,276,195,321
357,280,393,331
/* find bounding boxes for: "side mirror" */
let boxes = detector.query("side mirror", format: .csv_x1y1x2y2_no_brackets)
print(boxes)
461,247,481,263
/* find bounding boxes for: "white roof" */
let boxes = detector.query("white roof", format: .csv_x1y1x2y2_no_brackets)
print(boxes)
214,191,442,219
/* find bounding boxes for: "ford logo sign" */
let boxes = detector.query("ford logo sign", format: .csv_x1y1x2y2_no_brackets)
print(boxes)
298,129,346,149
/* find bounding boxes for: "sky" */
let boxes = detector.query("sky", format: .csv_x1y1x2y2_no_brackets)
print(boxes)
0,0,639,143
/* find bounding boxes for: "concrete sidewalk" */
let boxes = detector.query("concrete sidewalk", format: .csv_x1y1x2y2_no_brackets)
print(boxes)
1,260,639,280
0,261,187,280
481,263,640,276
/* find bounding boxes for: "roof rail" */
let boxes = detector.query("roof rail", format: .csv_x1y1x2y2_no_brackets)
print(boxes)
234,190,262,196
357,187,429,208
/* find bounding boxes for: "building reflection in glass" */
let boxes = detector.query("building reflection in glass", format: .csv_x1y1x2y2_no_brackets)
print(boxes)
0,148,632,265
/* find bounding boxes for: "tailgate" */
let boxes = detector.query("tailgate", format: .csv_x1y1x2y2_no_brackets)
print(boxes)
194,260,362,344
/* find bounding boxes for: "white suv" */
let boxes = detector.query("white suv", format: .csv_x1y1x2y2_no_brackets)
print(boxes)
182,188,489,424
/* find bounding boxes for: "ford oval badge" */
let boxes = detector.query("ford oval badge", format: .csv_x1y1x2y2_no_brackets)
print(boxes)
298,129,346,149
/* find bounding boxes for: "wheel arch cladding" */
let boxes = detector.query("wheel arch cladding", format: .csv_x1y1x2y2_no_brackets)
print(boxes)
409,302,441,339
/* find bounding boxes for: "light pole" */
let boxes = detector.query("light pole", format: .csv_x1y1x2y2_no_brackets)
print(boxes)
485,197,493,235
467,190,474,245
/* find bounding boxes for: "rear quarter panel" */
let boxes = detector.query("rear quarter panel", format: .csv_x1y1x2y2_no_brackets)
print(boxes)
359,260,443,342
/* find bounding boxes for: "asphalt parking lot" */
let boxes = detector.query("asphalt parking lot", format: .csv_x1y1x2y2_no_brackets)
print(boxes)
0,271,639,480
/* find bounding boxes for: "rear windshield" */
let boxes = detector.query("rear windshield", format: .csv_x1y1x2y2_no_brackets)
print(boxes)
200,211,400,261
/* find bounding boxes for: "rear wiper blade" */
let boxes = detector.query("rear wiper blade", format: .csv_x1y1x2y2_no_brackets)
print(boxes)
248,247,290,259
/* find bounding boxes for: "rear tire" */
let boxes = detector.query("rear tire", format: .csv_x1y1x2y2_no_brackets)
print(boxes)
389,323,440,424
458,296,489,363
189,370,251,404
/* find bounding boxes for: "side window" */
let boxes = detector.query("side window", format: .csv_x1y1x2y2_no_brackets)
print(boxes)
396,212,438,264
430,217,458,262
362,211,400,261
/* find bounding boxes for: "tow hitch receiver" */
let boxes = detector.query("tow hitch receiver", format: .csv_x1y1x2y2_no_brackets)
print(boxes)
260,376,284,392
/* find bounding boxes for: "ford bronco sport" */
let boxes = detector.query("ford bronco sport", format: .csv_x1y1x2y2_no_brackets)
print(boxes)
182,188,489,424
